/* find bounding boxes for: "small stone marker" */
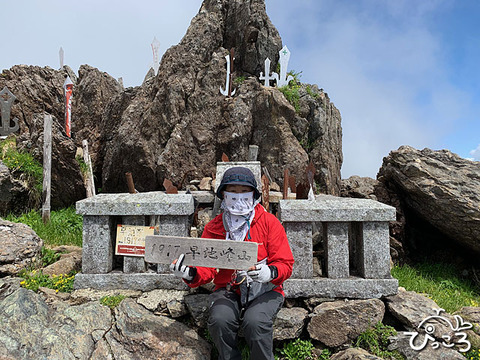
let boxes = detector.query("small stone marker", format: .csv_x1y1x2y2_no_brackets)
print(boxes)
145,235,258,270
0,86,20,136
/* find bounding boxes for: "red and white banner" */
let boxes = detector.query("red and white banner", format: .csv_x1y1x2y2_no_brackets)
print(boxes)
63,76,73,137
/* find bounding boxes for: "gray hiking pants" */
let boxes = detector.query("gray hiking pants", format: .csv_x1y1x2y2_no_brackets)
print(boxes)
207,288,284,360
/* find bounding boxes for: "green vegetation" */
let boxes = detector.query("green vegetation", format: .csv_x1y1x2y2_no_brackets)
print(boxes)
6,207,83,247
41,246,61,267
19,270,75,293
100,295,126,309
464,348,480,360
392,262,480,313
275,339,329,360
355,322,403,360
305,85,320,99
278,70,302,113
234,76,246,85
0,136,43,207
75,155,89,177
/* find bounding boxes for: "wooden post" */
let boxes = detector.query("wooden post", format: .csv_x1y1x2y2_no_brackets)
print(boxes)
125,172,136,194
261,174,270,212
42,114,52,224
283,168,289,200
82,140,95,197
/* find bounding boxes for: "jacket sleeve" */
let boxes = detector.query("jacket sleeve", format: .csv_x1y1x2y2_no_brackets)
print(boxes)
266,215,294,286
183,222,217,288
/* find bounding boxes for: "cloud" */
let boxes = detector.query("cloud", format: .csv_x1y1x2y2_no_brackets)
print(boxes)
267,0,468,178
469,144,480,161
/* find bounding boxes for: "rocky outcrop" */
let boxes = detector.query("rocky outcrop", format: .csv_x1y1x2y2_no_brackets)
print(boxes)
378,146,480,256
100,0,342,195
0,219,43,276
0,162,30,215
1,0,343,209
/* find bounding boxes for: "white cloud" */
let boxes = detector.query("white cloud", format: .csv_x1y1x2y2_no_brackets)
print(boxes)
469,144,480,160
267,0,468,178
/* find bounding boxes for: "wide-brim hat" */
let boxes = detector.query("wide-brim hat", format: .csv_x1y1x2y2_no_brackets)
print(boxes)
216,167,261,200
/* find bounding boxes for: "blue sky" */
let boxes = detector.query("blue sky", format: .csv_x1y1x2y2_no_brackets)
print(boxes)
1,0,479,178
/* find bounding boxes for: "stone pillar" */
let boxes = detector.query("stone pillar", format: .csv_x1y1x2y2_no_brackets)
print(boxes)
284,222,313,279
157,215,191,273
324,222,350,279
122,215,147,273
82,215,114,274
358,222,391,279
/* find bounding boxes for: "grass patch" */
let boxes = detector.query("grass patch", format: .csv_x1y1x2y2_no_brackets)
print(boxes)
41,246,61,267
5,207,83,247
19,269,75,293
100,295,126,309
275,338,329,360
234,76,246,85
278,70,302,113
392,262,480,313
355,322,403,360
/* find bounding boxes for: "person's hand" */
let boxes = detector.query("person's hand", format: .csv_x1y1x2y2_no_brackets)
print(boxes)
170,254,195,281
247,264,275,283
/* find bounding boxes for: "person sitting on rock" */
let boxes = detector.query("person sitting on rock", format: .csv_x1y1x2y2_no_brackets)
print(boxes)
170,166,294,360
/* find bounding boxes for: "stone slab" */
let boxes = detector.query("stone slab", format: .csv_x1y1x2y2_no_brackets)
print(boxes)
74,273,190,292
359,222,391,278
81,215,114,274
145,235,258,270
178,190,215,204
283,278,398,299
76,192,194,216
324,222,350,278
214,161,262,193
284,222,313,278
279,195,396,222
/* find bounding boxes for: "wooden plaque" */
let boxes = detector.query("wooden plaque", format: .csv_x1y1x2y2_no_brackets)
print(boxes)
145,235,258,270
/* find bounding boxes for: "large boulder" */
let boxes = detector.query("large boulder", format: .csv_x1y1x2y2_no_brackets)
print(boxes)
377,146,480,256
307,299,385,347
0,219,43,276
100,0,343,195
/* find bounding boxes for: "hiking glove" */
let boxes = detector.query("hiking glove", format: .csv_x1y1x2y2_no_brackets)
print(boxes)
247,264,277,283
170,254,196,281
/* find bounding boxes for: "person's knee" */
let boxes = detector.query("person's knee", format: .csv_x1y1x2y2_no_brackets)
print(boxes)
242,312,272,339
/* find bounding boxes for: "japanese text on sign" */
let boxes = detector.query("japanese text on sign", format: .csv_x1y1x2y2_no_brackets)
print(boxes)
144,235,258,270
115,225,155,257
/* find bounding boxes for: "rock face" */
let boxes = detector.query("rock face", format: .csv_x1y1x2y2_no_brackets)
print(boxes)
378,146,480,256
0,219,43,276
0,163,30,215
0,288,211,360
0,65,87,209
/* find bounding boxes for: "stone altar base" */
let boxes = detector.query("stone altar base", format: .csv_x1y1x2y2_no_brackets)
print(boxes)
74,273,398,299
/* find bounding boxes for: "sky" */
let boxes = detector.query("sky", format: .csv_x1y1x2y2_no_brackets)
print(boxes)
1,0,479,179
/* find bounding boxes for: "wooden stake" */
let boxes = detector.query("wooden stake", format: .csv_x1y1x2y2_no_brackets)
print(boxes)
42,114,52,224
283,168,289,200
261,174,270,212
125,172,136,194
82,140,95,197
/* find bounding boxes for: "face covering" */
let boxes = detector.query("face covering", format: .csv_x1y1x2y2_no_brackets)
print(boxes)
221,191,256,241
222,191,255,215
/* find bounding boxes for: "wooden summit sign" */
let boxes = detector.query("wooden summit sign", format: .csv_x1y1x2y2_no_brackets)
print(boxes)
145,235,258,270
